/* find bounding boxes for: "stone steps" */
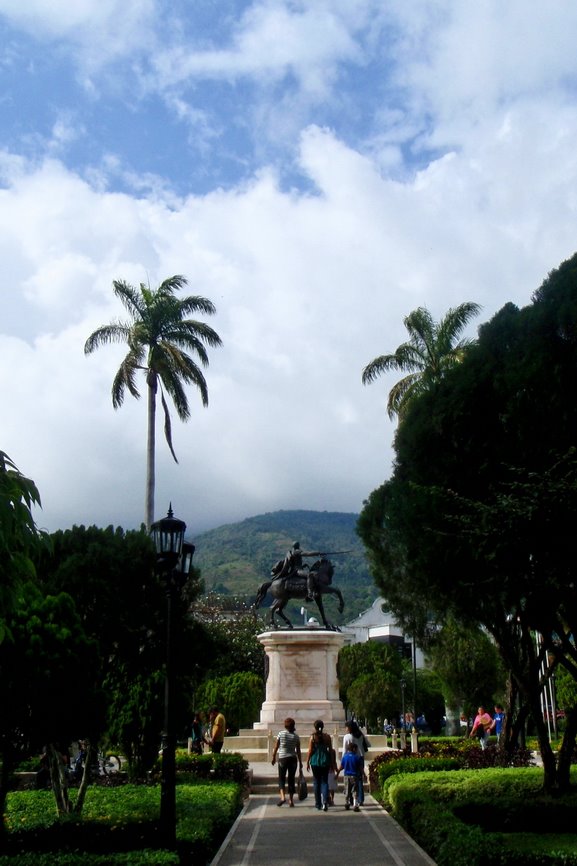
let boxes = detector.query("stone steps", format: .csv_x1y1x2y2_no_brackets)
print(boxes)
223,731,415,764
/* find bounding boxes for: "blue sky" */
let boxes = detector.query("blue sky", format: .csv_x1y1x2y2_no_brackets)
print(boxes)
2,0,577,537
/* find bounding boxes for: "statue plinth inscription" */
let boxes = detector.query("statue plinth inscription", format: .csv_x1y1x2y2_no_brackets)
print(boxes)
253,629,346,732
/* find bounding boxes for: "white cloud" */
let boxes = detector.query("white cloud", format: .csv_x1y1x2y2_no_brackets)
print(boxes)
2,1,577,537
0,0,156,65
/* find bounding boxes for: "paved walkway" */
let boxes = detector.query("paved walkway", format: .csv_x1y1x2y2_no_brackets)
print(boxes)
210,764,437,866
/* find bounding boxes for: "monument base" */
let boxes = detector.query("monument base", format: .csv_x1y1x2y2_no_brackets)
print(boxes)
253,629,346,734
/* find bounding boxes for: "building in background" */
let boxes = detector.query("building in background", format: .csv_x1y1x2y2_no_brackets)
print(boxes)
341,598,425,668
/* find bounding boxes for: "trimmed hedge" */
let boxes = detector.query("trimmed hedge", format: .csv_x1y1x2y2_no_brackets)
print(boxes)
173,750,248,784
2,780,243,865
377,756,462,787
0,852,179,865
380,767,577,866
368,738,533,789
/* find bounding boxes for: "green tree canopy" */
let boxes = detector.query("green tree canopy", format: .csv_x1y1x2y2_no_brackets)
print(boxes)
195,672,264,733
338,641,403,727
0,451,47,640
358,252,577,790
426,618,505,720
35,524,209,775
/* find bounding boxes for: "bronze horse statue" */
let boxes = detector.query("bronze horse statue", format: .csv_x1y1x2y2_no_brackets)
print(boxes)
254,558,344,630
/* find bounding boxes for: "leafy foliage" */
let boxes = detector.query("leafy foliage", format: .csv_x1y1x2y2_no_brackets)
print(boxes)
3,781,242,863
425,618,506,718
338,641,402,725
359,252,577,790
379,767,577,866
0,452,47,641
34,525,209,776
195,672,264,732
362,302,481,420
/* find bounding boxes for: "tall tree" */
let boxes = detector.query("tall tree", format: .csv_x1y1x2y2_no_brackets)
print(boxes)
358,252,577,790
84,275,222,528
362,302,481,420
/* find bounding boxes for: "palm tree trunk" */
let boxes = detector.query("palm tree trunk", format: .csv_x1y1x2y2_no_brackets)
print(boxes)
146,371,157,531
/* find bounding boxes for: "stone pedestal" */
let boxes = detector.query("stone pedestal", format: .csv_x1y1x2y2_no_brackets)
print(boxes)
253,629,346,733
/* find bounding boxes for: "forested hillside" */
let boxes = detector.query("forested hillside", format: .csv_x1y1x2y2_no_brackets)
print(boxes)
192,510,376,624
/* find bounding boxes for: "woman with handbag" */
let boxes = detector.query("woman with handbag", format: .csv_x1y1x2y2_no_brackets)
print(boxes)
271,717,303,807
306,719,332,811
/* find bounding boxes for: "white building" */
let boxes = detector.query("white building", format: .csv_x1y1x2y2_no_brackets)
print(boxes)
341,598,425,668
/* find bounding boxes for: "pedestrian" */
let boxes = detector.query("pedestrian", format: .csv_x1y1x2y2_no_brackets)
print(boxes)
336,741,363,811
306,719,332,812
470,706,492,750
191,712,204,755
271,717,303,807
208,706,226,753
342,719,369,806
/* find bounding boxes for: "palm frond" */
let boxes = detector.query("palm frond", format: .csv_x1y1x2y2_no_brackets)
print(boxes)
111,350,142,407
84,323,132,354
387,374,422,420
178,295,218,318
112,281,147,319
363,300,481,422
161,389,179,463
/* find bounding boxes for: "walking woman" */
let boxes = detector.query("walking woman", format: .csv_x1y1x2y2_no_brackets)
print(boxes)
271,717,303,807
306,719,332,811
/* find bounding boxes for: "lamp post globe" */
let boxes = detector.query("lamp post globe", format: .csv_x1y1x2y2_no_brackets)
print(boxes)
150,504,186,571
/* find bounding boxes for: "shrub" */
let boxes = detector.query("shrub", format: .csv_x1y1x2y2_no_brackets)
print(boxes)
3,780,243,864
381,768,577,866
378,756,462,787
173,750,248,783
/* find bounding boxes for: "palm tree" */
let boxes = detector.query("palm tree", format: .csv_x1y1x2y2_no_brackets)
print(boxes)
362,302,481,421
84,275,222,529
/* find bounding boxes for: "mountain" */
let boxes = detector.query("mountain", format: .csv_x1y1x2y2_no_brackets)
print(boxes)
192,509,377,624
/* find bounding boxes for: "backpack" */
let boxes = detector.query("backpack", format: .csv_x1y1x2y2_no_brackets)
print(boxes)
310,736,330,768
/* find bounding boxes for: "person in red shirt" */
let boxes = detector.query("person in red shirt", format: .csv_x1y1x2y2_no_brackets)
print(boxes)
470,706,492,750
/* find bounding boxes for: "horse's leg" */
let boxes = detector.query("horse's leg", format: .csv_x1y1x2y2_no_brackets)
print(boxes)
275,601,293,629
321,586,344,614
315,596,333,630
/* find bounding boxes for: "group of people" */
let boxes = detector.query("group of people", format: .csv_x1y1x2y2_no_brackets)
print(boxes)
469,704,505,750
191,707,226,754
271,718,369,812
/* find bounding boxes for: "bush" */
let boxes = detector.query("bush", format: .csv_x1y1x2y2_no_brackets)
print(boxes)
173,750,248,783
380,767,577,866
2,780,243,864
0,853,179,865
377,756,462,788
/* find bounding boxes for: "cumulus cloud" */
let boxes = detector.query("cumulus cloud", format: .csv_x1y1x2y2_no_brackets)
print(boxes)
1,1,577,536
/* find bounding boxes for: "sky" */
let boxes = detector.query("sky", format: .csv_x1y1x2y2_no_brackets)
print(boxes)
2,0,577,539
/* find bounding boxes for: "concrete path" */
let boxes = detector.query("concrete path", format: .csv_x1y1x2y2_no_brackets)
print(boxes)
210,763,437,866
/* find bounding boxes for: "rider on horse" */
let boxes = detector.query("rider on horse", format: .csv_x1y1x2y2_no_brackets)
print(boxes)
272,541,324,601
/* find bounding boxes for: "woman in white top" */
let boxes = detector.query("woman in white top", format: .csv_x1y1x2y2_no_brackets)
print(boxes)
271,717,303,807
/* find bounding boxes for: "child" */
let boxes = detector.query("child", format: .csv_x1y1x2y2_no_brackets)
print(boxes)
336,741,363,812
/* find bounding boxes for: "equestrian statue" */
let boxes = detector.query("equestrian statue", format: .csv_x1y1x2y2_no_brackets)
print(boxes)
254,541,347,630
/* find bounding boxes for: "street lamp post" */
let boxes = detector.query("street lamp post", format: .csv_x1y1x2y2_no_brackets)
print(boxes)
150,505,195,847
400,677,406,731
